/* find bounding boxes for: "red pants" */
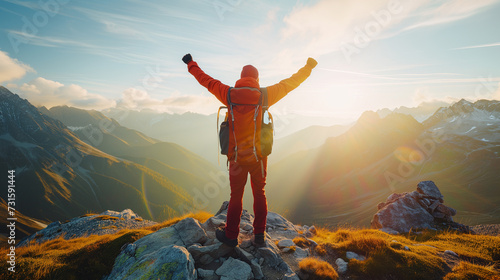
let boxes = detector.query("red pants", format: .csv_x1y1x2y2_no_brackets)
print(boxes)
225,158,267,239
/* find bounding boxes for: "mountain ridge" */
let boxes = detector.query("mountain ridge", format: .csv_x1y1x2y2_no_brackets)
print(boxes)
4,198,499,280
267,99,500,227
0,87,198,233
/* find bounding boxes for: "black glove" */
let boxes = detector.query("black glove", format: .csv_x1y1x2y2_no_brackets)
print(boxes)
182,53,192,64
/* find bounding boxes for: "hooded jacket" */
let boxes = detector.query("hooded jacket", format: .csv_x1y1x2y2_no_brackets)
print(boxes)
187,60,316,162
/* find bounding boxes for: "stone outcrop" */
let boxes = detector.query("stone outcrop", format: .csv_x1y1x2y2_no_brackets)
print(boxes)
18,209,156,247
105,245,197,280
371,181,471,234
104,218,206,280
103,202,318,280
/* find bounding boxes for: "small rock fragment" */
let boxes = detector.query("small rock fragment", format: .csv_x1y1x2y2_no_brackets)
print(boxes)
335,258,348,274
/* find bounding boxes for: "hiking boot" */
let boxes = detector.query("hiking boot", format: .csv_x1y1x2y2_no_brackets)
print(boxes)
252,233,266,248
216,228,238,247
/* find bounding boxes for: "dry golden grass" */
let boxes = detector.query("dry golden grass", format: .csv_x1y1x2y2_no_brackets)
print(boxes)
293,236,315,248
299,257,339,280
142,211,211,232
308,226,500,280
444,261,500,280
0,229,151,280
92,215,119,221
315,244,328,256
79,213,97,218
0,211,211,280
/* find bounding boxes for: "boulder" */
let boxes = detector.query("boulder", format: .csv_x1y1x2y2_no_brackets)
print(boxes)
215,257,253,280
267,212,297,230
346,251,366,261
435,204,457,217
187,242,233,263
277,239,295,248
266,212,300,239
444,250,459,257
416,181,444,202
371,191,435,233
371,181,471,234
293,246,309,260
174,218,208,246
258,246,282,268
129,218,207,259
198,268,217,280
335,258,348,274
247,231,290,271
250,259,265,280
106,245,196,280
234,247,254,263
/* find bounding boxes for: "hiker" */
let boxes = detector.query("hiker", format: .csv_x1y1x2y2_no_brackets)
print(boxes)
183,53,317,247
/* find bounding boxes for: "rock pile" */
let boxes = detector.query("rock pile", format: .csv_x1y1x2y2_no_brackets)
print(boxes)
103,202,319,280
371,181,472,234
18,209,156,246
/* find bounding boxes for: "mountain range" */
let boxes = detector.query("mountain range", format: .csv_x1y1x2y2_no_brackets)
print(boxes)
267,99,500,227
0,86,220,240
2,84,499,241
102,108,350,165
376,100,451,122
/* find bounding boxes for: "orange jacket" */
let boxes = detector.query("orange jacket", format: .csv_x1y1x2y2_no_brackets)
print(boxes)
187,59,316,162
187,59,316,107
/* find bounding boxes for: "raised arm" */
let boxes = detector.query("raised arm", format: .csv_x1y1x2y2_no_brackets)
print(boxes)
183,54,230,105
266,58,317,106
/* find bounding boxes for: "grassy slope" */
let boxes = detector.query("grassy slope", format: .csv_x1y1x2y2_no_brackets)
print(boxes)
267,113,500,227
1,212,498,280
0,212,211,280
298,227,500,280
0,198,47,242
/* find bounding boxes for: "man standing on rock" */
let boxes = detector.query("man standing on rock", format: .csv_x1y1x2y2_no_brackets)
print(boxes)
183,53,317,247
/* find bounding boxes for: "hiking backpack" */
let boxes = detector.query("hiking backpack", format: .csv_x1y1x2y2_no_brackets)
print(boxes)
217,87,273,163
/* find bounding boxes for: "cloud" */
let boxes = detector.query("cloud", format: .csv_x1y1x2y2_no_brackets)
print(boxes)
0,50,34,83
276,0,498,63
413,79,500,105
117,87,221,114
17,77,116,110
412,89,460,106
264,0,433,68
403,0,498,31
453,42,500,50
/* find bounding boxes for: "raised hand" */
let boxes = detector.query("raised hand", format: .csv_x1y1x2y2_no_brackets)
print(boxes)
307,57,318,68
182,53,193,64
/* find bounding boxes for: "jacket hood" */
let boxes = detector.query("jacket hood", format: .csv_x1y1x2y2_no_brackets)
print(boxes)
235,77,260,89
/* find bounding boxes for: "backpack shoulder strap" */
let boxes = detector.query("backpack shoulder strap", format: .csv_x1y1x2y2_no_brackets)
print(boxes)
260,87,268,109
227,87,233,105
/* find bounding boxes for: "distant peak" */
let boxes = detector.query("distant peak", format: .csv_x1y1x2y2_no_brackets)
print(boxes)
358,110,380,123
0,85,13,96
383,112,419,123
456,98,473,105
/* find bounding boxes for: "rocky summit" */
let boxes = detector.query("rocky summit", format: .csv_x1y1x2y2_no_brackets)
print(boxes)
103,202,318,280
371,181,472,234
18,209,157,247
14,188,500,279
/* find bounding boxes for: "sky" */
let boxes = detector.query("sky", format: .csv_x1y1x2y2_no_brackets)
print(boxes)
1,0,500,124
